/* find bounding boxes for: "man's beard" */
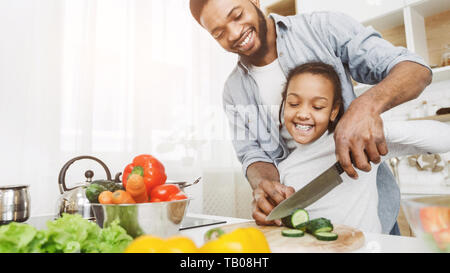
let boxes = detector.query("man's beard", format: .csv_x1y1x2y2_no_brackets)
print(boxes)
240,3,268,62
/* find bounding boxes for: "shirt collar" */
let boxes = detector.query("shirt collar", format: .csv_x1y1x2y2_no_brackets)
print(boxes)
237,13,290,73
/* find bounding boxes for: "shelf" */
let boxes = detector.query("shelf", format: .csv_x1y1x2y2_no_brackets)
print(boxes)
400,184,450,196
354,65,450,97
408,113,450,122
362,8,405,31
264,0,296,16
408,0,450,18
431,65,450,82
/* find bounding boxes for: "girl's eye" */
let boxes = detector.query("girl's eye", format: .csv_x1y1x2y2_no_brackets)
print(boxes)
288,103,299,107
313,106,325,110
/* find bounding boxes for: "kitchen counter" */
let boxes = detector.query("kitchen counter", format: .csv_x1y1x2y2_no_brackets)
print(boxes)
24,213,432,253
180,213,433,253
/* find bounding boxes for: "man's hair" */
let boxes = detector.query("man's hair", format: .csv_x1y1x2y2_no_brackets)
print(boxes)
278,62,344,133
190,0,209,25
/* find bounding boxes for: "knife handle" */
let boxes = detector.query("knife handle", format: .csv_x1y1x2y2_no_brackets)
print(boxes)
334,162,345,175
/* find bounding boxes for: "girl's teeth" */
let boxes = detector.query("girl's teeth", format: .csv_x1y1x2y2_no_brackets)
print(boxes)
296,124,313,131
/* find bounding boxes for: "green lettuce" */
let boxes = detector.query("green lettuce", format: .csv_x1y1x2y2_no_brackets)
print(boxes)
0,214,133,253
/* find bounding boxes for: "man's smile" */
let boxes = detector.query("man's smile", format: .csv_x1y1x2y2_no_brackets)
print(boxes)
233,28,255,53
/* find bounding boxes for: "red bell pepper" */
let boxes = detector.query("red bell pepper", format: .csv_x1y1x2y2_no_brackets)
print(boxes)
122,154,167,196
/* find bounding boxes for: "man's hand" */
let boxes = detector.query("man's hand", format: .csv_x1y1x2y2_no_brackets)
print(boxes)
334,97,388,179
334,61,431,179
251,180,295,226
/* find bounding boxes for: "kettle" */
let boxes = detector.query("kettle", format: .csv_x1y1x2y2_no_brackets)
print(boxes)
56,155,115,220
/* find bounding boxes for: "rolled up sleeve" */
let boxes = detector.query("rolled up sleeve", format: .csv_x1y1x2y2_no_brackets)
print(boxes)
319,12,431,84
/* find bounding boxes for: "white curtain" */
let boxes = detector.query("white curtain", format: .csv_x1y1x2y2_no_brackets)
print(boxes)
0,0,253,219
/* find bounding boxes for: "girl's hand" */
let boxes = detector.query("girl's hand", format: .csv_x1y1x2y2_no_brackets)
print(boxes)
251,180,295,226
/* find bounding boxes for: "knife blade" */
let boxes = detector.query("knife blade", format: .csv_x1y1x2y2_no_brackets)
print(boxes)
266,162,345,221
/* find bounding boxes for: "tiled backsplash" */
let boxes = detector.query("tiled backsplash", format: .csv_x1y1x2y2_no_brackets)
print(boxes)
383,79,450,195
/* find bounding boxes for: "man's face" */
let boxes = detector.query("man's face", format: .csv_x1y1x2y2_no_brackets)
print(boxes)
199,0,268,60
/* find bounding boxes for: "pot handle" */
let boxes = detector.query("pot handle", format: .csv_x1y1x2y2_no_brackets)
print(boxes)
58,155,112,194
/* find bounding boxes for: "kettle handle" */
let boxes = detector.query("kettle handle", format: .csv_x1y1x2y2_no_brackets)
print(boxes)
58,155,112,194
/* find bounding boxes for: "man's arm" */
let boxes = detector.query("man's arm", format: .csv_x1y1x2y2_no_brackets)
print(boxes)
334,61,432,178
313,12,432,178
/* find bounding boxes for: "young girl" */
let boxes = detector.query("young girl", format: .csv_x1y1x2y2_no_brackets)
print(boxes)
277,62,450,233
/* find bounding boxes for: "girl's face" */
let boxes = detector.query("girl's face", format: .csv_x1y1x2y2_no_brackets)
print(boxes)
284,73,340,144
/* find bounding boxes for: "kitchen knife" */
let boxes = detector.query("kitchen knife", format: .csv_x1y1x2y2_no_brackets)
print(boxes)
265,162,345,221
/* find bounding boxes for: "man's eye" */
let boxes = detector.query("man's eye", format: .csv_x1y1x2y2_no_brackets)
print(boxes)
235,12,242,20
214,32,224,39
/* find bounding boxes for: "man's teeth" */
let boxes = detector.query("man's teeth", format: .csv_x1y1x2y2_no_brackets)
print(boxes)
296,124,313,131
239,31,252,47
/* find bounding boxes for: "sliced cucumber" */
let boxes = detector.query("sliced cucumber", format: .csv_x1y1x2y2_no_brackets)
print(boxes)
281,229,305,237
305,218,334,234
313,232,338,241
281,209,309,229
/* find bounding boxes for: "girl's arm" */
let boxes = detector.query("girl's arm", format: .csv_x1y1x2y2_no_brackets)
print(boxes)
383,120,450,159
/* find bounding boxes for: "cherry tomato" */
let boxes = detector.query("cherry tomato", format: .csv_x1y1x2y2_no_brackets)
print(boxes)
150,184,181,202
169,192,188,201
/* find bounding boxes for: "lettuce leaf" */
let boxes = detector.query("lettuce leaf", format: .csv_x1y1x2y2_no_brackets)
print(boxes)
0,214,133,253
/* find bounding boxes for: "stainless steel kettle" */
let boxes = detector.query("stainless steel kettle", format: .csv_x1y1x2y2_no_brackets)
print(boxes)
56,155,113,220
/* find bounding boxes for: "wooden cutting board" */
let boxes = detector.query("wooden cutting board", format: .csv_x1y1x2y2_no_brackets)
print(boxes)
215,221,365,253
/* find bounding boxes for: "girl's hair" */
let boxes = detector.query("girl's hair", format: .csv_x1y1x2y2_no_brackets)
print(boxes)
278,62,344,133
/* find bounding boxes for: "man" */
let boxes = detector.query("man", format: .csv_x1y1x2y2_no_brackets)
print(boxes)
189,0,432,234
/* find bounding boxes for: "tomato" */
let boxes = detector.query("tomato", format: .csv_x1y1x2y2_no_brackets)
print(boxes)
169,192,188,201
150,184,181,202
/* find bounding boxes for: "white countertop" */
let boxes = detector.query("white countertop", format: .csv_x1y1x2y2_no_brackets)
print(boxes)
25,213,433,253
182,213,433,253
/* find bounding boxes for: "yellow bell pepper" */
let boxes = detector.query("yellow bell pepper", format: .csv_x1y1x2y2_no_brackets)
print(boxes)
200,227,271,253
124,235,198,253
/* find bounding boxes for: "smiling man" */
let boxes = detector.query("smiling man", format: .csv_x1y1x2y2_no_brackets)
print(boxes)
189,0,432,234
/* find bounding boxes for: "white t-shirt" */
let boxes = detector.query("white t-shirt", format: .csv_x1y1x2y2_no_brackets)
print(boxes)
249,59,293,146
278,120,450,233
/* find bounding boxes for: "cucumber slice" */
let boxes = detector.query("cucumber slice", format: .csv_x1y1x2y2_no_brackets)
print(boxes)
305,218,333,234
314,232,338,241
281,229,305,237
281,209,309,229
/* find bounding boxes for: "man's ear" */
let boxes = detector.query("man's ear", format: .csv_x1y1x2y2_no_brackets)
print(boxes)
250,0,260,8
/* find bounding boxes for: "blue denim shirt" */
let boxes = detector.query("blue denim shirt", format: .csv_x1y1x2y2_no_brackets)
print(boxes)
222,12,430,234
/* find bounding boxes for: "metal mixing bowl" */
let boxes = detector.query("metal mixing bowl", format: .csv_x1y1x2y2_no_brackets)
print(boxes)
91,198,190,238
402,195,450,253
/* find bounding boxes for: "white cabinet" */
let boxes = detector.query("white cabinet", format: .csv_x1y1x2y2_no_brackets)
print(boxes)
296,0,405,23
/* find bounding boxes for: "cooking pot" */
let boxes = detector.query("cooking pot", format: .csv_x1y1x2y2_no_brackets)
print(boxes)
0,184,30,224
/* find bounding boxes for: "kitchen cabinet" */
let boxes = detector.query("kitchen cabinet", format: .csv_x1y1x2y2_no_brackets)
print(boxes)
295,0,405,23
262,0,450,199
